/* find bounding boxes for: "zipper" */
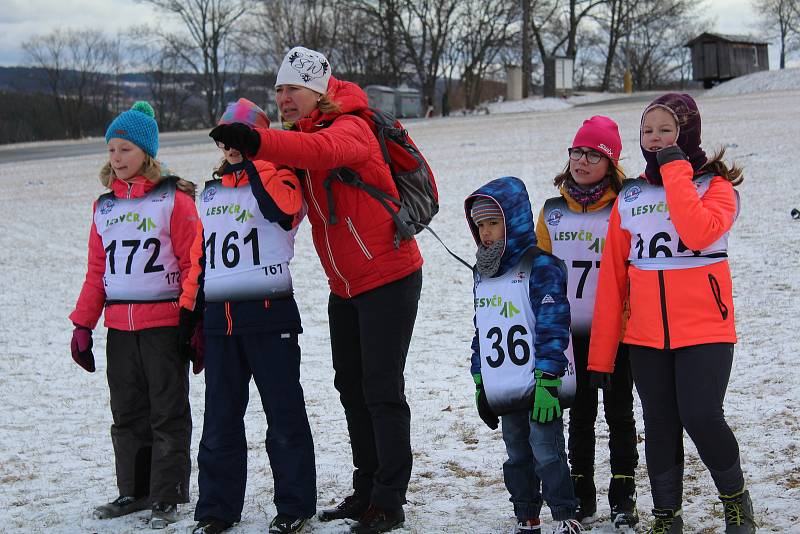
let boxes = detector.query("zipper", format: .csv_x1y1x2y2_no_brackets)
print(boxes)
128,304,134,330
305,171,351,297
708,274,729,320
658,270,670,349
346,217,373,260
225,301,233,335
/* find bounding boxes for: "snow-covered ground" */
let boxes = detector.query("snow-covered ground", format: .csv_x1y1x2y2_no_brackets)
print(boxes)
706,67,800,96
1,85,799,534
486,91,629,115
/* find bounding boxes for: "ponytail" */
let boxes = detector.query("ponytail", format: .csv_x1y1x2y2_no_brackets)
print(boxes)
701,147,743,186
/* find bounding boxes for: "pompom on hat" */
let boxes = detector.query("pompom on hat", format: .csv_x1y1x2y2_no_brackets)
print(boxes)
571,115,622,162
105,101,159,158
275,46,331,94
218,98,270,129
470,197,503,224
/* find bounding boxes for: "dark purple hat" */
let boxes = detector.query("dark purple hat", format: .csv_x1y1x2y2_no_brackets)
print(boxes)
640,93,707,184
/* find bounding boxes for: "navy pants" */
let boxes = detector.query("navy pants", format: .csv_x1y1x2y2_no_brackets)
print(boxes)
194,331,316,523
629,343,744,509
328,269,422,510
502,410,579,521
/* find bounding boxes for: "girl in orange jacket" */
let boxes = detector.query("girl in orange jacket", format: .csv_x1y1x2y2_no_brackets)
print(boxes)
69,101,197,527
587,94,755,533
536,116,638,527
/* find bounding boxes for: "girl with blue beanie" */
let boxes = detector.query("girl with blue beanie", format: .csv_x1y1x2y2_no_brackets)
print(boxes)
69,101,199,529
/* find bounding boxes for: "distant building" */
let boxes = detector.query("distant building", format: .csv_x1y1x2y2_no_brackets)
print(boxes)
364,85,423,118
686,32,769,88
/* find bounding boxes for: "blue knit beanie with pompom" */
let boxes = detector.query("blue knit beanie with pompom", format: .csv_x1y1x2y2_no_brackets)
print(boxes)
105,101,159,158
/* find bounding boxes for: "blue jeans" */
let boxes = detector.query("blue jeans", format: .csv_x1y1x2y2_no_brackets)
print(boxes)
502,410,578,521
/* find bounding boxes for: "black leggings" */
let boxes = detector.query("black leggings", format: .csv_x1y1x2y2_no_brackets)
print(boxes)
629,343,744,509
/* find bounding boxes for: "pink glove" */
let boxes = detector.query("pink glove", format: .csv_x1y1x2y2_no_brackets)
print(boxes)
71,325,96,373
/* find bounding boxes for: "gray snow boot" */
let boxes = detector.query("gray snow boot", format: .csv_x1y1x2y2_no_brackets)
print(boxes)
150,501,178,529
93,495,150,519
719,489,756,533
646,508,683,534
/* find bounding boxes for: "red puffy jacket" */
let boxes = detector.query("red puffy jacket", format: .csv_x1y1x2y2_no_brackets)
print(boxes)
253,77,423,298
70,175,199,331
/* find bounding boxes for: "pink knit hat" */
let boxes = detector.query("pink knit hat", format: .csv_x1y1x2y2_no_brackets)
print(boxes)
571,115,622,162
218,98,270,129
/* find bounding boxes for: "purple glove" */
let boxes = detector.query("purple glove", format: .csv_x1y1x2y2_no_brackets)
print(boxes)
190,321,205,374
71,325,96,373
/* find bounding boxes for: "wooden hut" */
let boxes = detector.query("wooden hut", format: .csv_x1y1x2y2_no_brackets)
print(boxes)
686,33,769,88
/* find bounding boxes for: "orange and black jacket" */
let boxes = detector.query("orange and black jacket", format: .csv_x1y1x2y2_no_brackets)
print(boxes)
588,159,738,373
179,160,304,336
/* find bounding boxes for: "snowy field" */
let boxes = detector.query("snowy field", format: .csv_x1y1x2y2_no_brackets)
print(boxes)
1,83,799,534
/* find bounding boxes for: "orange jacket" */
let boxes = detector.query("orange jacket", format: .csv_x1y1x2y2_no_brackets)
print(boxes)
588,160,738,372
180,160,303,335
70,175,199,331
253,77,423,298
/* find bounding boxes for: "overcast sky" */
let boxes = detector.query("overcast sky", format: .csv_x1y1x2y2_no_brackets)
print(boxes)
0,0,780,69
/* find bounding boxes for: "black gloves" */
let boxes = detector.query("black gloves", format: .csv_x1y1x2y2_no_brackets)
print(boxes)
656,145,687,166
209,123,261,157
473,373,499,430
589,371,612,390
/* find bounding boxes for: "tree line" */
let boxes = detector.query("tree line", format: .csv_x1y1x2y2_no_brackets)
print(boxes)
12,0,800,144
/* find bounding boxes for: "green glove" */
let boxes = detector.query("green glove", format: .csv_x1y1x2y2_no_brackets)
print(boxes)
531,369,562,423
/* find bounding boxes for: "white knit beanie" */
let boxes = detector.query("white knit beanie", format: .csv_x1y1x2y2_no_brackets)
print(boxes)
275,46,331,94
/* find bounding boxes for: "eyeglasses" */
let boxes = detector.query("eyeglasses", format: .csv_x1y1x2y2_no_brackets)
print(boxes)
568,148,603,164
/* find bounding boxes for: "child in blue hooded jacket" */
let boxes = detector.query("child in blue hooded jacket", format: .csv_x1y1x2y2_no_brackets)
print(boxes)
466,176,582,534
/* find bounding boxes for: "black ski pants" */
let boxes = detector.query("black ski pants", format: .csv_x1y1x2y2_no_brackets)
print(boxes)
629,343,744,509
106,326,191,503
328,269,422,510
568,339,638,479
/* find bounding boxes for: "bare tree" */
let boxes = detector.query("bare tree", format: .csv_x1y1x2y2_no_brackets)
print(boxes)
754,0,800,68
396,0,459,106
453,0,519,109
23,29,116,138
142,0,253,126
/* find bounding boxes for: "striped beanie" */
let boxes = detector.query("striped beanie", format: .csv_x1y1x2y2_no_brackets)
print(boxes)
218,98,270,129
105,101,159,158
470,197,503,224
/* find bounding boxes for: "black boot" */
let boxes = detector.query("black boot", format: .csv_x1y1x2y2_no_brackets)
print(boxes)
719,489,756,533
192,518,233,534
350,505,405,534
319,493,370,522
647,508,683,534
150,502,178,529
608,475,639,528
572,474,597,523
92,495,150,519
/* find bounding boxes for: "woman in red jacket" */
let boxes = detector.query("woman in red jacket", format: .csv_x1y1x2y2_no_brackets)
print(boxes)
69,101,197,528
210,47,422,534
587,94,755,533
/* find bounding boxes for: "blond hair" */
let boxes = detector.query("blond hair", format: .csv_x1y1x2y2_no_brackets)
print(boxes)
318,93,341,115
99,155,197,197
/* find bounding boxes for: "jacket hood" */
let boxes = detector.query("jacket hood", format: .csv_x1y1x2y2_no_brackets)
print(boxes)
465,176,537,276
641,93,707,183
297,76,369,131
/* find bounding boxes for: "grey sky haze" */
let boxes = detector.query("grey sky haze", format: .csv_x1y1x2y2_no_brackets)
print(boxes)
0,0,778,69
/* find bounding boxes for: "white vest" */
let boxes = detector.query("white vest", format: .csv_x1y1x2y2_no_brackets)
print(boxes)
200,179,300,302
618,175,738,270
94,179,180,303
474,250,576,415
543,197,610,334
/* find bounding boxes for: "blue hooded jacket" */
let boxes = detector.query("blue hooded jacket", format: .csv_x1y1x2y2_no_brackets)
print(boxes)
465,176,571,377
